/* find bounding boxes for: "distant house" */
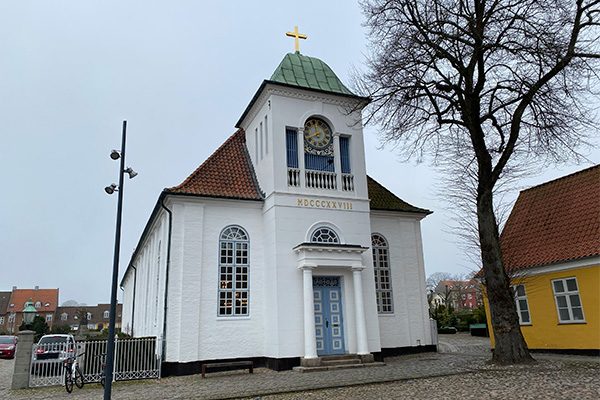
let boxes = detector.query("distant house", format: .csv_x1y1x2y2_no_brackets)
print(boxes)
54,304,122,332
483,165,600,354
0,291,11,333
434,280,482,310
4,287,59,333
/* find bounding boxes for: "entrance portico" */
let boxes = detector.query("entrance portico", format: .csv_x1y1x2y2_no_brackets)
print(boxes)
294,242,371,364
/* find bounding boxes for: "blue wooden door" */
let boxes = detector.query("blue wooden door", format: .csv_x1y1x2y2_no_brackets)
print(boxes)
313,276,345,355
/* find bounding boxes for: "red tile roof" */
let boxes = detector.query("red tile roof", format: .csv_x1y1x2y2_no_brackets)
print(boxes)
166,129,263,200
8,289,59,313
501,165,600,272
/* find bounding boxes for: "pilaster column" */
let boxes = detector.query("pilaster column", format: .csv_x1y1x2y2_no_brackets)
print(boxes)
333,132,342,191
297,128,306,188
352,266,369,355
301,265,317,359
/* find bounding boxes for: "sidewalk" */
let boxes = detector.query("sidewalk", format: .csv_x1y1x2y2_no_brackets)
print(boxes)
1,334,598,400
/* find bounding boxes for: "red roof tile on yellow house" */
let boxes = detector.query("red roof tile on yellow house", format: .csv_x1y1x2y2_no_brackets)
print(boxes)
500,165,600,273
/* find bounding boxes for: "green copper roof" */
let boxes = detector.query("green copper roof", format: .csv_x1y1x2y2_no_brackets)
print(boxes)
270,52,355,96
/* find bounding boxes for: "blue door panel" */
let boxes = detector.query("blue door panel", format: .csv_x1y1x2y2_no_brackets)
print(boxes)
313,276,345,355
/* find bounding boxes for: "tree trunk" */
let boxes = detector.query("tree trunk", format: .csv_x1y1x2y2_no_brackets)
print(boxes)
477,186,534,364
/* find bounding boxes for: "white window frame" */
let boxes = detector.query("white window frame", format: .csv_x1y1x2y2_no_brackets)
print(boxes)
46,314,53,322
512,284,531,325
8,314,15,323
552,277,585,323
218,225,250,317
104,310,109,319
61,313,68,321
372,233,394,314
0,316,4,325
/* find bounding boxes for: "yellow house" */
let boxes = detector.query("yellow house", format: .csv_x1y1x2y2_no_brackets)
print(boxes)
484,165,600,354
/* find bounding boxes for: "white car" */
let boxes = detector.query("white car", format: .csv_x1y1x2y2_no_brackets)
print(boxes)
34,334,76,361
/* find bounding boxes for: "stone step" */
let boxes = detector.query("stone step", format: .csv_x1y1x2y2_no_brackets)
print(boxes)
293,362,386,373
320,354,361,362
321,358,361,367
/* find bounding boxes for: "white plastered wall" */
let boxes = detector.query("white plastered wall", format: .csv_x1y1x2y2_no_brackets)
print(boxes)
370,211,433,348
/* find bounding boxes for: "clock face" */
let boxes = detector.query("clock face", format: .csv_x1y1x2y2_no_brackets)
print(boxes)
304,118,332,151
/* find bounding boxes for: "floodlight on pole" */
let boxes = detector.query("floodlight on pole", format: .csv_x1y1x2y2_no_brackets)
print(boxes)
104,184,118,195
124,167,138,179
104,121,136,400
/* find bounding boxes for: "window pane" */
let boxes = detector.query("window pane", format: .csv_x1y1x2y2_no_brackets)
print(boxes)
556,296,568,308
340,136,351,174
286,129,298,168
516,285,526,297
553,280,565,293
569,294,581,307
572,307,584,320
558,308,570,321
521,311,530,323
518,299,529,311
566,278,578,292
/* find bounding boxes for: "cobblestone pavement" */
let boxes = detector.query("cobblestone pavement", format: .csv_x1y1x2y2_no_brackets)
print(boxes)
1,334,598,399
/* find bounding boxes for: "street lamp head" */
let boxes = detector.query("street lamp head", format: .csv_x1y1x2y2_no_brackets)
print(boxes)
124,167,138,179
110,150,121,160
104,183,118,195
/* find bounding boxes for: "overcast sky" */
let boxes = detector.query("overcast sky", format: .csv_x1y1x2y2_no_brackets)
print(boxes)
1,1,598,305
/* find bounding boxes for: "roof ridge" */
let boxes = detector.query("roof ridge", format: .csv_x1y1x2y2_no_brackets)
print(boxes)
520,164,599,193
168,129,245,192
166,129,263,200
367,175,432,214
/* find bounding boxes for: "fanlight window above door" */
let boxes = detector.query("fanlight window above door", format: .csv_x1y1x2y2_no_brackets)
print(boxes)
311,227,339,244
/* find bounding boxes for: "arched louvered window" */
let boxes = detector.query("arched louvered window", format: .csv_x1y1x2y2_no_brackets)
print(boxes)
372,234,393,313
311,227,339,244
218,226,249,316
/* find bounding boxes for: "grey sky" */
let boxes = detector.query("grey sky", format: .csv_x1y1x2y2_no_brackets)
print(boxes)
1,1,598,305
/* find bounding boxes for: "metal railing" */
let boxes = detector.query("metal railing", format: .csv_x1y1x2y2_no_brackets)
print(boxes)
29,336,161,388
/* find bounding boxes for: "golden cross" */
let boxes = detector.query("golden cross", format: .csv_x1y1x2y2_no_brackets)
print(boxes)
286,26,307,53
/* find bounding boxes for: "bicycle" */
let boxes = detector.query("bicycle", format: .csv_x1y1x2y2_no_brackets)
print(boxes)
95,353,107,387
63,352,85,393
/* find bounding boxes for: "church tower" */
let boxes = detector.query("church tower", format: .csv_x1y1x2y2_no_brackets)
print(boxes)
236,51,370,201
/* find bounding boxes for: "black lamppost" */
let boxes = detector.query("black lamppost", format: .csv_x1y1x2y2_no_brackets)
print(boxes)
103,121,137,400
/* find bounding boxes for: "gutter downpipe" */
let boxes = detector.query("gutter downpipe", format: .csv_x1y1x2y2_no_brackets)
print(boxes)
160,195,173,364
131,265,137,336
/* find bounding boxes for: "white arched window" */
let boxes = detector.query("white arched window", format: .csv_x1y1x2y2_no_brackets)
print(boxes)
218,226,249,316
372,234,394,313
310,227,339,244
103,310,109,319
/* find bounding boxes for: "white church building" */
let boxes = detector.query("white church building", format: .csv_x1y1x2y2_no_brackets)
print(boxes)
120,50,435,375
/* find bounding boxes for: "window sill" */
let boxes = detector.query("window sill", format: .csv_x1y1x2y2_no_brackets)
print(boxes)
216,316,251,321
558,321,586,325
378,313,395,317
520,323,532,326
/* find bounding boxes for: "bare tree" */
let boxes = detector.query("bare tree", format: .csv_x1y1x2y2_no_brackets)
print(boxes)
426,271,454,306
358,0,599,364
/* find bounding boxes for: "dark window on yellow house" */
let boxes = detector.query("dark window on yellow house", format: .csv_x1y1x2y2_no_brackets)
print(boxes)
552,277,585,323
512,284,531,324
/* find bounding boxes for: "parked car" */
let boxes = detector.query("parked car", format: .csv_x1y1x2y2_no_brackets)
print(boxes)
34,334,76,361
0,335,17,359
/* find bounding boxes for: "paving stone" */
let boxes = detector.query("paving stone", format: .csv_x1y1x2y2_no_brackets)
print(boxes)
0,334,597,400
